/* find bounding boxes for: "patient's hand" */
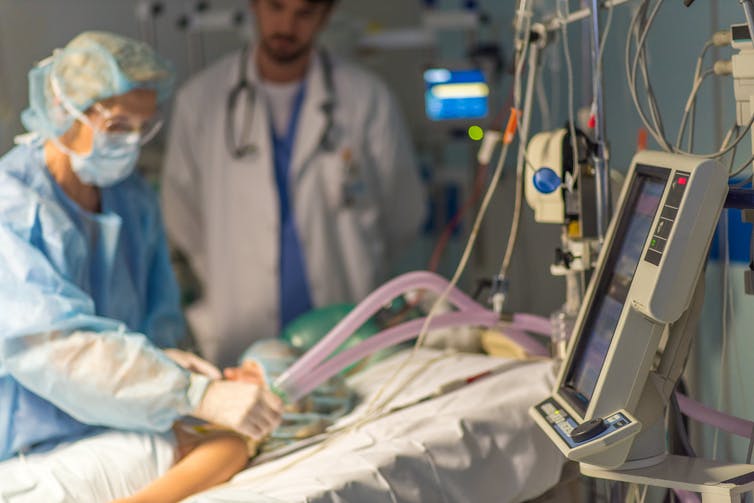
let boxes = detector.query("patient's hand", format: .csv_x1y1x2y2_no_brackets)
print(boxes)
224,360,265,385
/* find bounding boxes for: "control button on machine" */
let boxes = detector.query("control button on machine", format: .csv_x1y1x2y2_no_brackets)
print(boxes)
570,418,608,443
655,219,672,239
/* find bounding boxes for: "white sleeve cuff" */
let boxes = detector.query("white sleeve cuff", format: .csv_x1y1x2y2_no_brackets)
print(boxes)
186,372,212,413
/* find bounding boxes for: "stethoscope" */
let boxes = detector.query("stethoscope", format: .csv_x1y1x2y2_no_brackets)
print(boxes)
225,45,338,159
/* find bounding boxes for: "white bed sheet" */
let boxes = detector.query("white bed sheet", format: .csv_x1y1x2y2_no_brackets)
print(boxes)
185,349,566,503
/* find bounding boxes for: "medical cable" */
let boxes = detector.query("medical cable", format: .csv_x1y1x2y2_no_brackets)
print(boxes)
684,57,734,153
536,71,552,131
638,484,648,503
677,38,714,150
627,0,673,151
627,0,754,159
676,68,715,151
729,153,754,180
512,8,532,129
596,2,614,83
631,0,672,148
625,1,656,142
498,102,530,292
590,0,615,135
637,2,671,148
546,0,632,31
632,20,754,160
363,134,514,418
493,2,540,302
630,0,680,152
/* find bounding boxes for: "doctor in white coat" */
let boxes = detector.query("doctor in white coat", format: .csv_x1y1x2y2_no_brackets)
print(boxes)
162,0,426,367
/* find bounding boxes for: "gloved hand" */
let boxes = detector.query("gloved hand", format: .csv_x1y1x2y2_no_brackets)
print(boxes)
164,348,222,380
193,380,283,440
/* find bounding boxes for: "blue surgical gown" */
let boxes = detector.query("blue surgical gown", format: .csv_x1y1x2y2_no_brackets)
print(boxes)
0,139,209,462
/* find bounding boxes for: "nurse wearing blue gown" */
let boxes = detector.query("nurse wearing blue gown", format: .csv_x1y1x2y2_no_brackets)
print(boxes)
0,31,280,501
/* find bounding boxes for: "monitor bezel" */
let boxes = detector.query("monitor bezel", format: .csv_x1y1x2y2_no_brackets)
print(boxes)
557,164,670,418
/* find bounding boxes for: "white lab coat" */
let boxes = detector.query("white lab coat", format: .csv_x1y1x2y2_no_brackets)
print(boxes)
162,47,426,367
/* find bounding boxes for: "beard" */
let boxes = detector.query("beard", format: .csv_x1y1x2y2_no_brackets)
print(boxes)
260,35,312,64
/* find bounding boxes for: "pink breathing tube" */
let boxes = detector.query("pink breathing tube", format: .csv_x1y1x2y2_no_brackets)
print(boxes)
273,271,550,402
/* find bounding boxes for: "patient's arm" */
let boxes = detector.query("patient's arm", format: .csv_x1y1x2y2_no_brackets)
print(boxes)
111,361,267,503
112,431,249,503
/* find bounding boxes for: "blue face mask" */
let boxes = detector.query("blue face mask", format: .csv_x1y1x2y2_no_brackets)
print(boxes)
69,133,140,187
52,132,140,188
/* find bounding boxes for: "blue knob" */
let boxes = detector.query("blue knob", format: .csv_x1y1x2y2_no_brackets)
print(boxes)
533,167,561,194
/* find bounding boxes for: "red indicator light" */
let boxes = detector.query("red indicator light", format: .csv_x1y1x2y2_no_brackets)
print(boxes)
678,177,688,185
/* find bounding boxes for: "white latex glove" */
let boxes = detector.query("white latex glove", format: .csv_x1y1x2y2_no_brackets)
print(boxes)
164,348,222,380
193,380,283,440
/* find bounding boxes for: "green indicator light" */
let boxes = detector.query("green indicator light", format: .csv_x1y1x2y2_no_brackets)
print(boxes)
468,125,484,141
651,239,657,246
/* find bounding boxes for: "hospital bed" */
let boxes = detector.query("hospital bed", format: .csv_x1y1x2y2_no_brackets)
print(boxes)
184,348,566,503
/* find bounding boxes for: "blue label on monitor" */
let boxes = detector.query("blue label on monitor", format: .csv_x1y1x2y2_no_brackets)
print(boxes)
424,68,489,121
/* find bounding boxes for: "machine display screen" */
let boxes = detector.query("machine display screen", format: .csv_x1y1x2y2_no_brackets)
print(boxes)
423,68,489,121
561,167,668,415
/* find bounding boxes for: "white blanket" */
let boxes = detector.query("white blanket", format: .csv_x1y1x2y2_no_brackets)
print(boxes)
0,350,564,503
185,349,565,503
0,430,176,502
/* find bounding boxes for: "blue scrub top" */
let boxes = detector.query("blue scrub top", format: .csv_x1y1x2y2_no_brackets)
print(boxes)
0,140,186,460
271,85,314,328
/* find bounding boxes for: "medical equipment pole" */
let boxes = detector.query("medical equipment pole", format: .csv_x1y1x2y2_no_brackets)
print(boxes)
516,36,542,206
590,0,611,240
136,1,163,48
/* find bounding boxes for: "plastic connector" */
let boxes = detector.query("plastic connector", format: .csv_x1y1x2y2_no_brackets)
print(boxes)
714,60,733,76
713,29,732,47
477,130,502,165
503,108,520,145
488,275,509,314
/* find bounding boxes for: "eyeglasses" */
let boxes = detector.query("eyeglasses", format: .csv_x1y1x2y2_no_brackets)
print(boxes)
91,103,164,146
